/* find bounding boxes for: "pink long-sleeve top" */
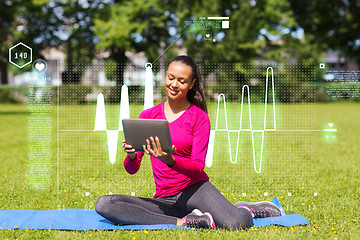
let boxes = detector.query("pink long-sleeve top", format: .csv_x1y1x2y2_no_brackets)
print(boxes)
123,102,210,198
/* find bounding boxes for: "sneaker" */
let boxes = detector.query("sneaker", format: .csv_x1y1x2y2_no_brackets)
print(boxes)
182,209,216,229
235,201,283,218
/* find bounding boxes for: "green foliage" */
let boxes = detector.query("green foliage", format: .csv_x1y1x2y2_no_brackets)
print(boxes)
93,0,175,85
56,84,93,104
290,0,360,64
316,82,360,102
0,86,28,103
94,1,144,50
94,0,171,60
178,0,307,63
2,0,107,83
0,0,358,88
104,59,118,82
0,0,27,63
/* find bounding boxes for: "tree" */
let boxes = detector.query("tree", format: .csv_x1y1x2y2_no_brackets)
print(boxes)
0,0,60,85
290,0,360,64
171,0,318,99
94,0,173,86
22,0,106,83
175,0,305,63
0,0,23,85
1,0,105,85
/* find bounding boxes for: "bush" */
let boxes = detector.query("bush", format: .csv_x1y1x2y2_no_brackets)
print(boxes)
314,82,360,102
0,86,28,103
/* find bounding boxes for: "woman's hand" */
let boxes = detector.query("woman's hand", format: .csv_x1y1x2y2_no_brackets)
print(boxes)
143,136,176,166
122,140,136,160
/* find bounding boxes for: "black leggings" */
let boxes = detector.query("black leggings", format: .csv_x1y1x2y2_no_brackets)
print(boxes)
95,181,253,230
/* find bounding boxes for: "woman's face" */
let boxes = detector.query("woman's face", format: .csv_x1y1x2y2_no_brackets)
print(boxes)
165,61,196,102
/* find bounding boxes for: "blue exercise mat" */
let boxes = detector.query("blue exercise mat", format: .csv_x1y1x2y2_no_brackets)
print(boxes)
0,196,308,230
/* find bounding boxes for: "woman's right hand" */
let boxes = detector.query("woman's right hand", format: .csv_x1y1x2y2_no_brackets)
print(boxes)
122,140,136,160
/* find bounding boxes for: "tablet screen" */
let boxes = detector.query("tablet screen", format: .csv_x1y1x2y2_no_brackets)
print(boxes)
122,118,173,153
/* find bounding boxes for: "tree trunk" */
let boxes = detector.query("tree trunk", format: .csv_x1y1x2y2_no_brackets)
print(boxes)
116,63,125,86
62,37,81,84
67,37,74,73
0,60,8,85
111,47,126,86
0,1,8,85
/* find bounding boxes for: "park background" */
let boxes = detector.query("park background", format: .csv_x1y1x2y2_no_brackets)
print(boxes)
0,0,359,239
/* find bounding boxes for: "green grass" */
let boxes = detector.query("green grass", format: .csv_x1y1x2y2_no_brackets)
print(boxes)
0,102,359,239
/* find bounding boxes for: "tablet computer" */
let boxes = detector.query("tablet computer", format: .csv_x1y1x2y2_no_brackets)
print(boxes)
122,118,173,153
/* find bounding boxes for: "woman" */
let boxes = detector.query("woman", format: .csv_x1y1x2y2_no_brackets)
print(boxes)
95,55,281,230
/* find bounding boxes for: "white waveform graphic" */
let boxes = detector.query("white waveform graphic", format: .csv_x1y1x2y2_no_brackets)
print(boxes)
106,130,119,164
93,63,155,164
144,63,154,110
94,85,130,164
119,84,130,131
206,67,275,173
94,92,107,131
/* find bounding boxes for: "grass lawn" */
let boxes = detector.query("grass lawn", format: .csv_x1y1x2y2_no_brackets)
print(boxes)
0,102,359,239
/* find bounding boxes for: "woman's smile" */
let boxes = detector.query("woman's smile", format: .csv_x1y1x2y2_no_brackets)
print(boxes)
169,88,179,95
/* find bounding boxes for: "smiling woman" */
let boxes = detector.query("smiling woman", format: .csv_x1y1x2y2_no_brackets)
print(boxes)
165,57,205,109
95,55,281,230
165,56,207,113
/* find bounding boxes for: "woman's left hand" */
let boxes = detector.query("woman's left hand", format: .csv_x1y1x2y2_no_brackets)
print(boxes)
143,136,176,166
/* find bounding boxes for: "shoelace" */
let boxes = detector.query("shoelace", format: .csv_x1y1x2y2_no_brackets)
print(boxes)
184,218,203,228
185,219,201,227
250,208,270,218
